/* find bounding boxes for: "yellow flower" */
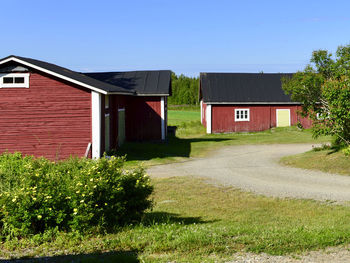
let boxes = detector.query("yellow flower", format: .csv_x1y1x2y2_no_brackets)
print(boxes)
37,215,42,220
73,208,78,212
104,203,107,206
82,194,85,197
95,204,98,207
12,198,16,202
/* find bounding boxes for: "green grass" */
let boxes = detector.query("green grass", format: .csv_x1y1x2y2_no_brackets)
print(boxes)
168,105,200,111
281,148,350,175
4,176,350,262
168,110,200,126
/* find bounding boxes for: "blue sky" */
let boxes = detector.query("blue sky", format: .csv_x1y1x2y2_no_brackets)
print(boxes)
1,0,350,76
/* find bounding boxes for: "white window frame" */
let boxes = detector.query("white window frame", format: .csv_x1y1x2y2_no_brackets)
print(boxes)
0,73,30,88
235,109,250,122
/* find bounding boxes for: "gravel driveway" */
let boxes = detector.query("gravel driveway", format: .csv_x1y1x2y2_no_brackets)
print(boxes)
148,143,350,202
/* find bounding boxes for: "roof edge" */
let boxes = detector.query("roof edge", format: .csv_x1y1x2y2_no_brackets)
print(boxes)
0,56,135,95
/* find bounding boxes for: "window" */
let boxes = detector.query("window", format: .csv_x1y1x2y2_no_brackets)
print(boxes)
0,73,29,88
235,109,250,122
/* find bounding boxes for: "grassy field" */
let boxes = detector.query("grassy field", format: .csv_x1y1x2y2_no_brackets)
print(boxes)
4,176,350,262
281,147,350,175
118,108,330,167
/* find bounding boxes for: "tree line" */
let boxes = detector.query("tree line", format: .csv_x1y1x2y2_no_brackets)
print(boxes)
168,73,199,105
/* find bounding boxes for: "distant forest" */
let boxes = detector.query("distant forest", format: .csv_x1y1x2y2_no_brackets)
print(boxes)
168,73,199,105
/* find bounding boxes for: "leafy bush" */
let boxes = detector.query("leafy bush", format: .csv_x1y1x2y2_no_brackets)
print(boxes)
0,153,153,238
342,146,350,156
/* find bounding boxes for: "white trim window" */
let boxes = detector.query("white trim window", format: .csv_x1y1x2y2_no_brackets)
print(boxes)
235,109,250,122
0,73,30,88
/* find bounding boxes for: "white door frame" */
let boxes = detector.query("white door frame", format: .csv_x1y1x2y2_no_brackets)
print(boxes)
276,109,291,127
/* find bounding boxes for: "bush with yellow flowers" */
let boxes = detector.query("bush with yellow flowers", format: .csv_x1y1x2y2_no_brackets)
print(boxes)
0,153,153,238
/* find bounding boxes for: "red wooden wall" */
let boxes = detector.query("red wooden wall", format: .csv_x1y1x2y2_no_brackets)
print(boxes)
0,71,91,160
109,95,162,144
201,101,207,126
209,104,312,133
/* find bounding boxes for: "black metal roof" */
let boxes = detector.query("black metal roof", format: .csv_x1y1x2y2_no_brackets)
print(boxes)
200,73,295,104
0,55,133,94
84,71,171,95
0,56,171,96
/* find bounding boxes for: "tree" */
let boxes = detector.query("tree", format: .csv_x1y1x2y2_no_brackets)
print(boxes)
168,73,199,105
282,45,350,146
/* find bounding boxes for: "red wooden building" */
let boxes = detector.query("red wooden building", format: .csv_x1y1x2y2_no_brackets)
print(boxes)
0,55,171,160
200,73,312,133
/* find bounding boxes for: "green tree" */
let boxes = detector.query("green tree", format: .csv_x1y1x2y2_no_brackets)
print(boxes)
169,72,199,105
282,45,350,146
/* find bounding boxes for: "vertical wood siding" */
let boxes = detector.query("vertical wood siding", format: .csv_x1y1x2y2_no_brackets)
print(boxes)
125,96,162,141
109,95,162,143
201,102,207,127
211,105,312,133
0,71,91,160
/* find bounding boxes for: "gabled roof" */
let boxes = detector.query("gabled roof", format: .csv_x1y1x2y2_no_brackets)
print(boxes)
0,55,133,95
200,73,297,104
0,56,171,96
84,70,171,96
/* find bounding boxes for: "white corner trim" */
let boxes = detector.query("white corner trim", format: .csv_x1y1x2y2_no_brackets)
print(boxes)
161,96,165,140
91,91,102,159
276,109,291,127
206,104,212,134
0,57,108,94
200,100,203,124
0,73,30,88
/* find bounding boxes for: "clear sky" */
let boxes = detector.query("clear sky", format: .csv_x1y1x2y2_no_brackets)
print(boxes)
1,0,350,76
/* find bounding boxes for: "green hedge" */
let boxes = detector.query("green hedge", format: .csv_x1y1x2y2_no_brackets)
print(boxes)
0,153,153,238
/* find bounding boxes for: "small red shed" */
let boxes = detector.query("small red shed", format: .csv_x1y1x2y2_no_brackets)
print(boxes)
199,73,312,133
0,55,171,160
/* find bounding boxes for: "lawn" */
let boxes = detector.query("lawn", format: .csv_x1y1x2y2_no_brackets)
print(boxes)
281,147,350,176
4,176,350,262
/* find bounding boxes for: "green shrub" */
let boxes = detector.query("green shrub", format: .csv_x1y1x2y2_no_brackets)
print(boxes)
342,146,350,156
0,153,153,238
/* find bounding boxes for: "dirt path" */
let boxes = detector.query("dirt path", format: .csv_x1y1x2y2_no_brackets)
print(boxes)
148,144,350,203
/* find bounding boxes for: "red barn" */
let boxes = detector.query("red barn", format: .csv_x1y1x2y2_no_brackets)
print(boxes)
0,55,171,160
199,73,312,133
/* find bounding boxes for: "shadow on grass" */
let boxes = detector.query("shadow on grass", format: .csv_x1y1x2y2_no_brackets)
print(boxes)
3,250,139,263
116,135,232,161
142,211,217,226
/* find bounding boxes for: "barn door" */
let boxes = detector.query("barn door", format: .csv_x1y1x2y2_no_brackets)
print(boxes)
118,109,125,146
276,109,290,127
